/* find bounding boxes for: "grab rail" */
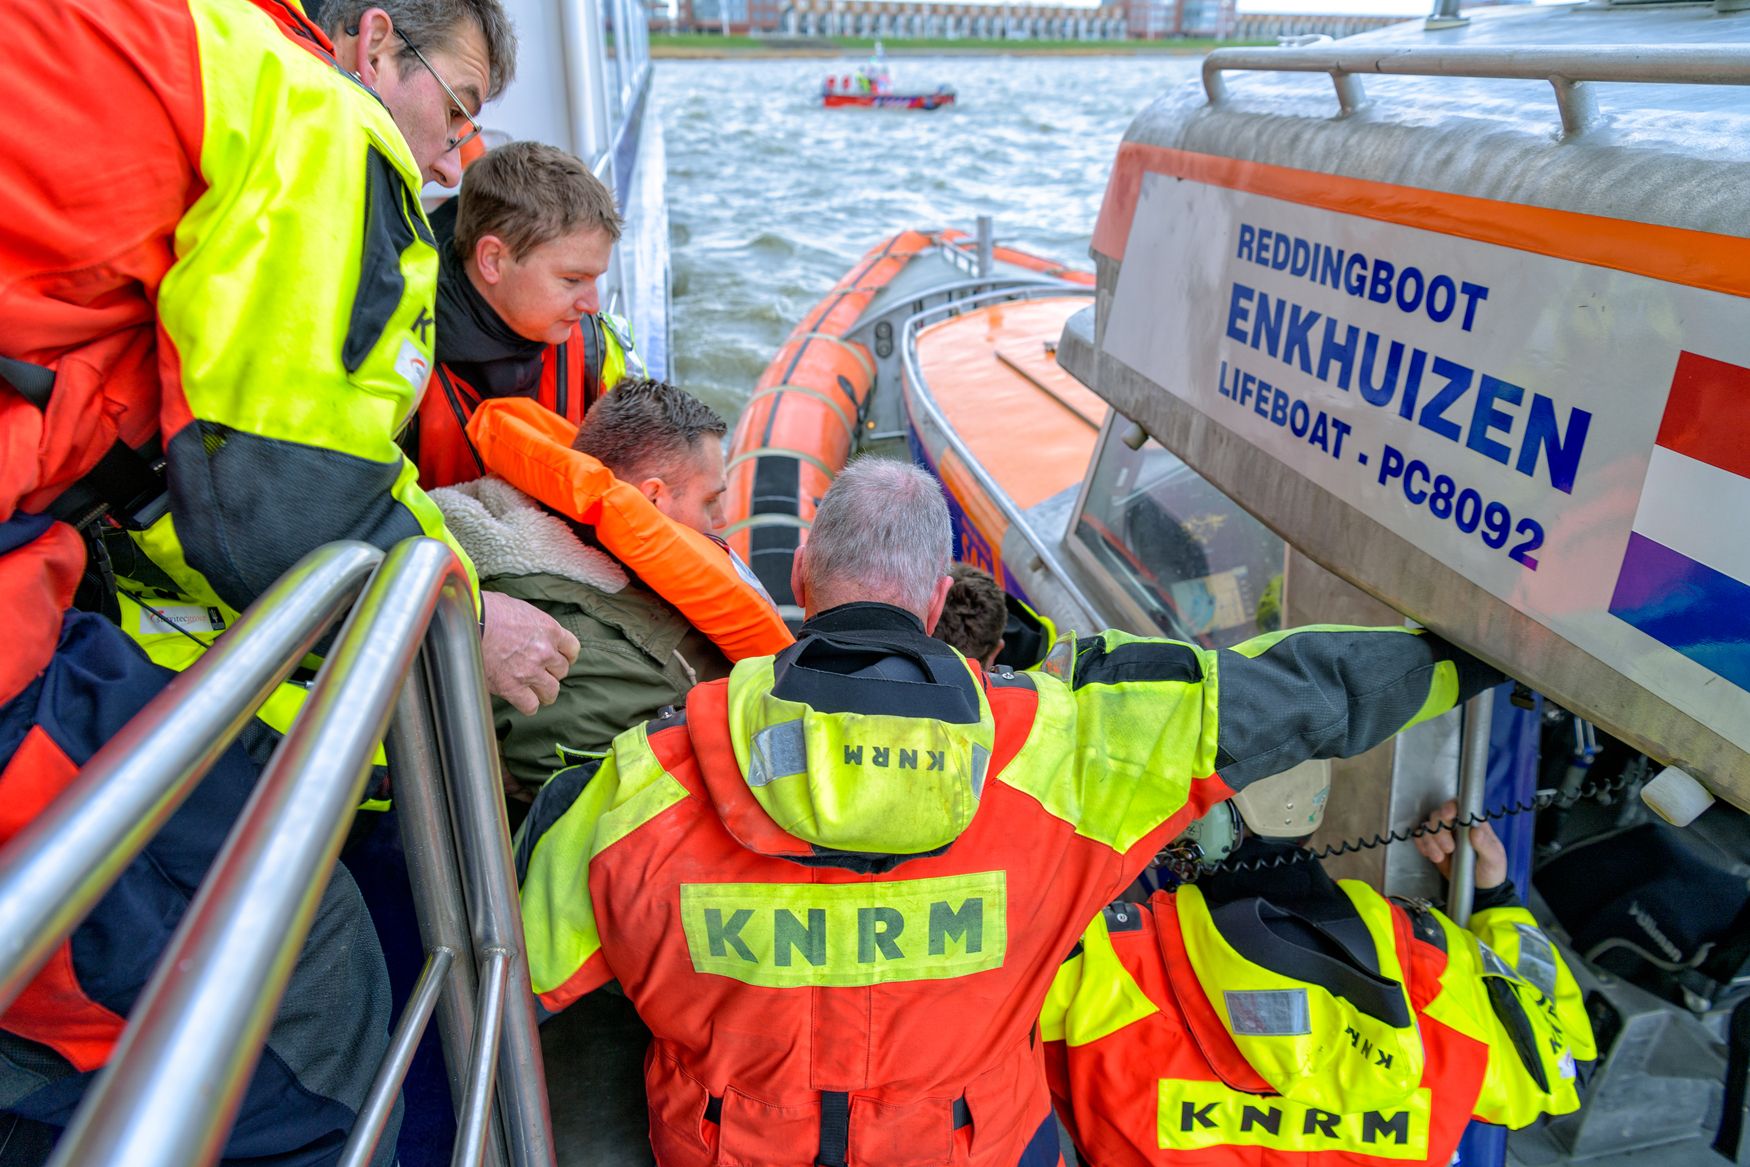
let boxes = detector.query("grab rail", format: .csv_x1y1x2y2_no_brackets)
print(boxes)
1202,43,1750,135
0,538,553,1167
898,285,1106,626
0,542,382,1015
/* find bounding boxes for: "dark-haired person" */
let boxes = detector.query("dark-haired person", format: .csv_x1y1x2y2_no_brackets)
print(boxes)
934,563,1061,673
933,563,1008,669
407,138,645,489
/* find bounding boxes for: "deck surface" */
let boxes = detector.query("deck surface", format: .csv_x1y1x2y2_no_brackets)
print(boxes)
914,297,1104,511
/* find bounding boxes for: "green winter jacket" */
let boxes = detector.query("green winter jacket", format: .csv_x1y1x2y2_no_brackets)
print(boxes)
430,477,732,796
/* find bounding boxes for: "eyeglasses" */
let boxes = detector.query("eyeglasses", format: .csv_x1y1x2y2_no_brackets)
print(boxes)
397,29,483,152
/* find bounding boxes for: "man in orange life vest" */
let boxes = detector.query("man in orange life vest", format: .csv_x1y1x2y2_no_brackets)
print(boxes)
432,378,742,797
437,379,768,1167
0,0,535,1162
1041,793,1595,1167
515,457,1503,1167
406,138,645,489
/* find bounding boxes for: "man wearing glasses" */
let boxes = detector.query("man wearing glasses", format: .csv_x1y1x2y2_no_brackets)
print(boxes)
325,2,499,187
0,1,534,1164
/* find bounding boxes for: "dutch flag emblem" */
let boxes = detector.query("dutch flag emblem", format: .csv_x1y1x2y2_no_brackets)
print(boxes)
1607,351,1750,692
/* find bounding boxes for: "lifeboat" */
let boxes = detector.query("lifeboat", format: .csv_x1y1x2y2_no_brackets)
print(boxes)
821,47,956,110
721,222,1282,653
821,87,957,110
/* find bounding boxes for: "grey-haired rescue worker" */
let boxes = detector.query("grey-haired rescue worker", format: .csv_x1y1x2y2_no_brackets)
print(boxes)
515,456,1502,1167
1042,783,1596,1167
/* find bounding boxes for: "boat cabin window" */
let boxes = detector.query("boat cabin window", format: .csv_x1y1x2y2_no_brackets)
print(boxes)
1071,419,1287,648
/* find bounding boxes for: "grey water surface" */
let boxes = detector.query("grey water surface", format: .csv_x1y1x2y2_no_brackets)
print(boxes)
656,54,1202,418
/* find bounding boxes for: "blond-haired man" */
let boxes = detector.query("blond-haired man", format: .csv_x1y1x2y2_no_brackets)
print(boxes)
407,139,645,488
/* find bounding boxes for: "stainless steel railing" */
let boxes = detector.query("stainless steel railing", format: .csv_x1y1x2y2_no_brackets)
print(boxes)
1202,42,1750,136
898,284,1108,627
0,537,554,1167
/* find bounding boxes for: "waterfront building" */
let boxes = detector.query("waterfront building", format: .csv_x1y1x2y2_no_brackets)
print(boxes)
673,0,1131,39
1124,0,1236,38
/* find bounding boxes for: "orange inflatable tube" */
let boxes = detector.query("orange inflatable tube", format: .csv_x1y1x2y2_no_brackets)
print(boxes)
467,398,794,662
724,227,1092,614
724,230,934,608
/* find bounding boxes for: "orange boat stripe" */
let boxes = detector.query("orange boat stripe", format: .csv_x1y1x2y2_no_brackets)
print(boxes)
1092,142,1750,300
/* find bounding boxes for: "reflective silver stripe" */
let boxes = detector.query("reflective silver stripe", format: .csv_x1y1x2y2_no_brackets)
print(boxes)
746,720,808,788
971,743,991,799
788,330,875,384
1513,923,1560,997
721,512,811,539
745,383,857,444
726,446,839,482
1477,940,1515,980
1224,988,1311,1036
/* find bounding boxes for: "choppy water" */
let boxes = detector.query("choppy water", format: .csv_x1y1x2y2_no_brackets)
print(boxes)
656,55,1201,418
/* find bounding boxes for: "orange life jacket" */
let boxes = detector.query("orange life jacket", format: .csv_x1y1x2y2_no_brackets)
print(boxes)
1043,891,1491,1167
466,396,793,662
567,674,1223,1167
412,315,611,490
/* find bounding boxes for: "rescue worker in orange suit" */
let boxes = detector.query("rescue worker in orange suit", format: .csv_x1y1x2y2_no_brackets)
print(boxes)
1042,783,1596,1167
515,456,1503,1167
0,1,553,1162
405,138,645,490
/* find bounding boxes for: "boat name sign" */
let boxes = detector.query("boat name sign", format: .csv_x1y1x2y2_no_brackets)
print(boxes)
1101,166,1750,752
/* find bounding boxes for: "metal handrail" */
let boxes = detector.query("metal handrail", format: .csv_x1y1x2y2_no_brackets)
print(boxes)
0,538,553,1167
400,562,554,1167
1202,42,1750,135
899,285,1107,625
0,542,382,1015
1447,692,1494,928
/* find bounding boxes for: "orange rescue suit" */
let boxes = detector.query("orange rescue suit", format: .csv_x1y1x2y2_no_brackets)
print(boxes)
523,661,1235,1167
1042,888,1574,1167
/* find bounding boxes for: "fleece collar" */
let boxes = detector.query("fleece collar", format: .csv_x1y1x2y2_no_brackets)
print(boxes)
428,477,626,592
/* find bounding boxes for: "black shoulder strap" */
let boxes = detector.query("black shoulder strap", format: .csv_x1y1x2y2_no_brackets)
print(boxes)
1714,997,1750,1159
553,340,570,419
4,352,168,535
436,366,486,479
0,356,54,409
582,315,605,413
